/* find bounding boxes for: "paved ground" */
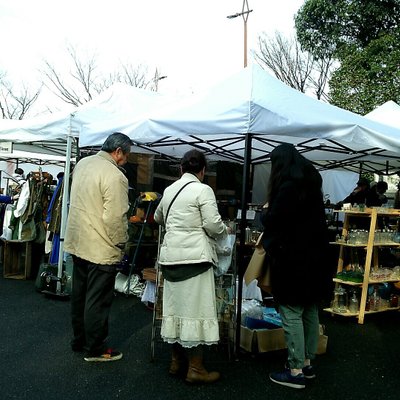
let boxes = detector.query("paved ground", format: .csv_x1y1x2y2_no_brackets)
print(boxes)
1,267,400,400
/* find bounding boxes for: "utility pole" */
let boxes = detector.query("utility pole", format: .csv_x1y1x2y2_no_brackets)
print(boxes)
227,0,253,67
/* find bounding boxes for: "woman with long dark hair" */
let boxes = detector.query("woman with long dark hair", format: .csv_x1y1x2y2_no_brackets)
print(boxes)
261,143,331,389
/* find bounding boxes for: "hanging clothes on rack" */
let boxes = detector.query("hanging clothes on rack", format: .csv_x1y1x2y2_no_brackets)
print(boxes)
46,174,64,264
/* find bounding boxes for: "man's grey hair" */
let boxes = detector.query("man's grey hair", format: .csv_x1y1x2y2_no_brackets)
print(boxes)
101,132,132,154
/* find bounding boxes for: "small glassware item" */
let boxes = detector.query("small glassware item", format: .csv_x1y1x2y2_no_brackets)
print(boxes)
392,266,400,279
365,296,370,311
374,230,381,244
332,285,348,313
392,232,400,244
348,292,359,313
245,227,252,243
390,294,399,308
370,286,381,311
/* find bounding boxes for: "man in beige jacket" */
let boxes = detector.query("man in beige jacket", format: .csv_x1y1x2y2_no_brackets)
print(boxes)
65,132,131,362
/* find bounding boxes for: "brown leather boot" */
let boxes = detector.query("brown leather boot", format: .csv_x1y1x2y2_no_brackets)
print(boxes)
169,344,187,376
185,356,220,384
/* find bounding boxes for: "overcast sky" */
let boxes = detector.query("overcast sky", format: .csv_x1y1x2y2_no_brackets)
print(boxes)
1,0,304,104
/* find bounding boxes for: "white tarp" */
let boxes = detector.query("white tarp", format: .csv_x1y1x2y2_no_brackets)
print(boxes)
75,83,177,148
79,64,400,174
365,100,400,128
0,83,175,159
2,68,400,174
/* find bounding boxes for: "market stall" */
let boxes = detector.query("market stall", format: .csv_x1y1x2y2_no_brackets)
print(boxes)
76,63,400,352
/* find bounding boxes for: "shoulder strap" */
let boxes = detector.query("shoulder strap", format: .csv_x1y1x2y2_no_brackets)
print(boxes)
165,181,195,223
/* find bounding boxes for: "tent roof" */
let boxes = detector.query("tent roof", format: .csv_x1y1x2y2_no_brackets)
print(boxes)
75,83,176,147
0,83,175,162
80,64,400,174
365,100,400,128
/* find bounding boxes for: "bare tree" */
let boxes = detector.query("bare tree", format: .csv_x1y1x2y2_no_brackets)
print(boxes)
42,45,100,106
253,31,334,101
0,72,41,120
42,44,158,108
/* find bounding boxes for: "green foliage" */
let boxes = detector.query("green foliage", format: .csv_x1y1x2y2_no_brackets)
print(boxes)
329,33,400,114
295,0,400,112
295,0,400,59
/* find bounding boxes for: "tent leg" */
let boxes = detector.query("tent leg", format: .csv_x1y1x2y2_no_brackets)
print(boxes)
235,133,252,358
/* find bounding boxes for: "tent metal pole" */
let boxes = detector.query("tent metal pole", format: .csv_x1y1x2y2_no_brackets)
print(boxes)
56,120,73,295
235,132,252,358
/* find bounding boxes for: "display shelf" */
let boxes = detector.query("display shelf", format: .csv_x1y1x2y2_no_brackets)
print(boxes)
332,278,362,286
368,278,400,284
326,208,400,324
324,306,400,316
330,241,400,248
323,307,358,317
333,277,400,285
333,208,400,218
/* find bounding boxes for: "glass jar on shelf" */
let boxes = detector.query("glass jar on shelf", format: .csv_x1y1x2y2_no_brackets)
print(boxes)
369,285,381,311
332,285,348,313
390,294,399,308
348,291,359,313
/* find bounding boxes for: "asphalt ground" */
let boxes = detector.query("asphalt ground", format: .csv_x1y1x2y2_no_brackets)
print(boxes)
1,266,400,400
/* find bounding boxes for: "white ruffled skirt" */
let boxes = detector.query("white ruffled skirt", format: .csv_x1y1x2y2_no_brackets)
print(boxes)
161,267,219,348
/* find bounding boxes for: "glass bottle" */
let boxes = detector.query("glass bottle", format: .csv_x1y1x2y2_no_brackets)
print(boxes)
370,286,381,311
390,294,399,308
332,285,347,313
348,292,359,313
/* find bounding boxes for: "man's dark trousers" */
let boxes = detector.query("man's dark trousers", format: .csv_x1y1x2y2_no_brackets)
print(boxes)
71,256,116,356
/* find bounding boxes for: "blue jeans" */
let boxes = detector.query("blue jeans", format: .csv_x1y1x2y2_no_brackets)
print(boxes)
278,303,319,369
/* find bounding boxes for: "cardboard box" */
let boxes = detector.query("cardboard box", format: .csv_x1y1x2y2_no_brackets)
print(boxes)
240,325,328,354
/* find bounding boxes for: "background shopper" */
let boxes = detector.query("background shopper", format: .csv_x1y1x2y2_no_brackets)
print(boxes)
366,181,388,207
154,149,229,384
261,143,331,389
339,177,370,207
64,132,131,362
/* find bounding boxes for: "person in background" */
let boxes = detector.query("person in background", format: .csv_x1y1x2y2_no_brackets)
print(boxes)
64,132,131,362
154,149,230,384
12,167,25,182
261,143,331,390
8,167,27,200
340,177,370,206
366,181,388,207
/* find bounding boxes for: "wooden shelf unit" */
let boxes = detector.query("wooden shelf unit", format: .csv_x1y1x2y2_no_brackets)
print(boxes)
2,240,33,280
325,208,400,324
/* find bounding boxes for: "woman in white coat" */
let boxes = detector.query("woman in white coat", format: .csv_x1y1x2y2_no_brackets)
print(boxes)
154,149,229,384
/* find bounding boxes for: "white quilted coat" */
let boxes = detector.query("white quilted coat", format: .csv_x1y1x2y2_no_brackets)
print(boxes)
154,173,227,266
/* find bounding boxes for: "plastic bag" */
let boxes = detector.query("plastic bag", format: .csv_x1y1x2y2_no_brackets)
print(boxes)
214,234,236,276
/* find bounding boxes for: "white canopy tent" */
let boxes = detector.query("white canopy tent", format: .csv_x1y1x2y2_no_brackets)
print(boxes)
0,112,76,293
79,64,400,176
365,100,400,129
0,83,177,294
0,83,174,159
78,64,400,351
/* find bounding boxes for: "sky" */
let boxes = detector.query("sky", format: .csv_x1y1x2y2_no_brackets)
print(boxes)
0,0,305,112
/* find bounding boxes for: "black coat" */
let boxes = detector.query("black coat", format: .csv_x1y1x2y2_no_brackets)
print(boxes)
261,180,331,305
